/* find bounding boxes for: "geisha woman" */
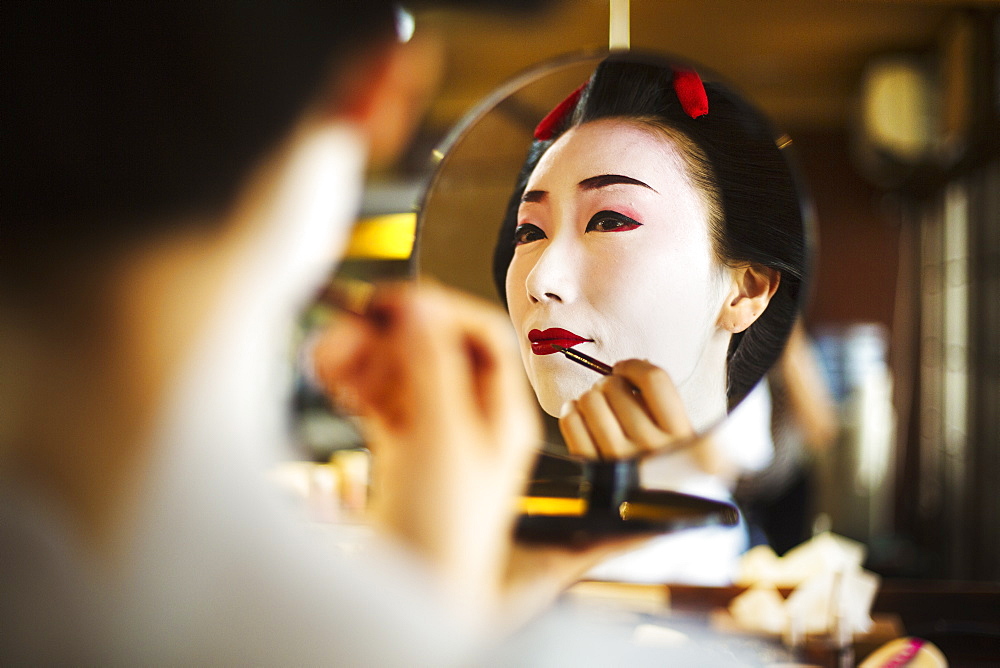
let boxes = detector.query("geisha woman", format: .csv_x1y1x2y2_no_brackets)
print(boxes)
495,55,807,582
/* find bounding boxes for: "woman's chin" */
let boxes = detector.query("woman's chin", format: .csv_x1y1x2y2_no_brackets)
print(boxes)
530,376,590,418
539,399,561,418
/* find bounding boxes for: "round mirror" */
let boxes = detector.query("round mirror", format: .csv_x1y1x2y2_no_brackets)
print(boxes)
415,50,813,544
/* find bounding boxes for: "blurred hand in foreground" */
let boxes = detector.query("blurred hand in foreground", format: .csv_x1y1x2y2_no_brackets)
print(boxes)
313,282,539,620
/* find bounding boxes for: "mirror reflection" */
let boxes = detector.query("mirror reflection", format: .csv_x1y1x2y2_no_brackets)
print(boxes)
416,52,813,581
494,56,803,439
418,52,808,453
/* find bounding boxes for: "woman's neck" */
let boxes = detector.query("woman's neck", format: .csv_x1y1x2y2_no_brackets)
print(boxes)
676,329,731,434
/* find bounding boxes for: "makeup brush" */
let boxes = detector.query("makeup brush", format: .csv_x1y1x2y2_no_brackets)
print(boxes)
316,278,375,318
315,278,399,329
551,344,613,376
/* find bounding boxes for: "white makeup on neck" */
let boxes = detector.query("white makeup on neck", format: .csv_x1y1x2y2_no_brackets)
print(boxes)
505,118,733,431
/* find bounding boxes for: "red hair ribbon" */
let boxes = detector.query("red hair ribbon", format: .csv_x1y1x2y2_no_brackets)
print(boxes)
533,82,586,140
672,67,709,119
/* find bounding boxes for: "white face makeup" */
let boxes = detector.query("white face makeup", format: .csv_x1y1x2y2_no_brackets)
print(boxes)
505,118,734,429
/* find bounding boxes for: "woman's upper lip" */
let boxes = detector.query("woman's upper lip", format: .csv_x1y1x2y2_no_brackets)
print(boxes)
528,328,592,355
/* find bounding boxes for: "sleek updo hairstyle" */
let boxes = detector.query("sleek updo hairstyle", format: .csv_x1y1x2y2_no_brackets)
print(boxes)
493,55,809,408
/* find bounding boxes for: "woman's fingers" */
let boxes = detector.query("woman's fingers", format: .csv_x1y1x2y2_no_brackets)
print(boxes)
560,377,658,459
558,359,697,461
405,283,537,444
612,359,695,442
558,401,599,459
574,383,633,458
313,281,539,457
602,375,667,451
363,281,539,453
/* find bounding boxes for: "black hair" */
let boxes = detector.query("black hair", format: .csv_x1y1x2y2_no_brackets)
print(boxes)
493,56,808,408
2,1,397,271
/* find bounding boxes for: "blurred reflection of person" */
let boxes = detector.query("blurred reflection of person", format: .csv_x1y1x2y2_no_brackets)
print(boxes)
2,2,614,663
735,321,839,554
494,57,807,583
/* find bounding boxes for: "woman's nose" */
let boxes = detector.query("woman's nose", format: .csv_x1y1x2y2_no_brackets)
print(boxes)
524,240,579,305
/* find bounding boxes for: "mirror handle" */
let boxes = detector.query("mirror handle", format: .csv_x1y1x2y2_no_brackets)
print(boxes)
609,0,630,51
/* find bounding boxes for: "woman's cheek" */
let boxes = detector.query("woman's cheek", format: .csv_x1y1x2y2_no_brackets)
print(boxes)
505,260,528,313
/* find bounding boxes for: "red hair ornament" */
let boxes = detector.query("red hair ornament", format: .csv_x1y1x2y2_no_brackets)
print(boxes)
533,66,709,141
672,67,709,119
533,82,586,140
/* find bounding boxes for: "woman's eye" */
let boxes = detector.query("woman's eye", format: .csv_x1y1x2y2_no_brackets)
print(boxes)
513,223,546,246
586,211,642,233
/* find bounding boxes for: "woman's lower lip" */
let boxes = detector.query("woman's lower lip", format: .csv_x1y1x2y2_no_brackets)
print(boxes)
528,328,591,356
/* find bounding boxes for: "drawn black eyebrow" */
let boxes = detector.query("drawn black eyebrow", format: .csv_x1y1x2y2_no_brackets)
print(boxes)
521,174,655,203
578,174,658,193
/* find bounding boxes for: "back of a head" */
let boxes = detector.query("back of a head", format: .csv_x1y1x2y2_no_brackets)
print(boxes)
2,1,398,297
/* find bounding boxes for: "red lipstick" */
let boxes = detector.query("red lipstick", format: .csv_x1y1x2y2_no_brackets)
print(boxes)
528,328,592,355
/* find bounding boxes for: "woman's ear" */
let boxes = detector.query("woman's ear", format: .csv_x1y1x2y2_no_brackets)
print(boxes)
718,264,780,333
324,34,443,167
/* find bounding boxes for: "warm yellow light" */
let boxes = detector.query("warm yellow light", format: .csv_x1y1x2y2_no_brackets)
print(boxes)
344,213,416,260
517,496,587,517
